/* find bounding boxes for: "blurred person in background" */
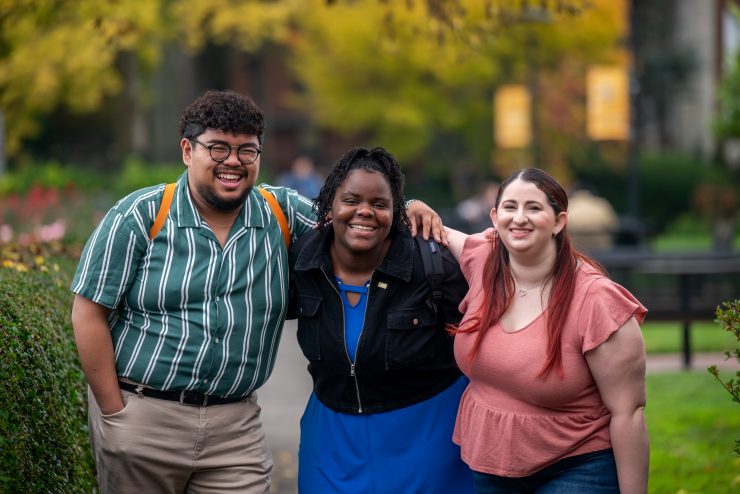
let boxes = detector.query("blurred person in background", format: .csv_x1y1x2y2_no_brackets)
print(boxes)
288,147,474,494
445,168,649,494
70,89,446,494
456,181,500,233
277,154,323,199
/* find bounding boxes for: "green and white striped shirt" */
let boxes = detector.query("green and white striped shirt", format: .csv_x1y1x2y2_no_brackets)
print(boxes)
71,171,316,397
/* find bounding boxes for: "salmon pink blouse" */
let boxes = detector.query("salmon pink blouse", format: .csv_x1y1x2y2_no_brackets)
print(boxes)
452,229,647,476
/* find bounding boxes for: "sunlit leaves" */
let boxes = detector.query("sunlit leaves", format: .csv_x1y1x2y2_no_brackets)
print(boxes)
0,0,623,163
171,0,300,52
286,0,624,162
0,0,164,155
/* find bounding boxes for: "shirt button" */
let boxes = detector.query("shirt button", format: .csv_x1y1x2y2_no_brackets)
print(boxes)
413,318,419,326
215,338,220,343
216,296,220,302
203,378,209,383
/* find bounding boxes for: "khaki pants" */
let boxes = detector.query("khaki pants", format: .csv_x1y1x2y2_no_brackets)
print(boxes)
88,387,273,494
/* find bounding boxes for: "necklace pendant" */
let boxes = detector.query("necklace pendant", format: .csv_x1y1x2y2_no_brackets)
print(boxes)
518,289,527,297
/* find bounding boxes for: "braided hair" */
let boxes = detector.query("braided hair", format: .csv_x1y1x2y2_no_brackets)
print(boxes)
313,147,410,234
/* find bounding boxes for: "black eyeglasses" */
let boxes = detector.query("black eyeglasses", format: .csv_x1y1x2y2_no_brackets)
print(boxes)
190,137,262,165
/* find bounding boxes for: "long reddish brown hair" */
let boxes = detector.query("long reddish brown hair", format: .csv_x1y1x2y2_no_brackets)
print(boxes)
456,168,604,378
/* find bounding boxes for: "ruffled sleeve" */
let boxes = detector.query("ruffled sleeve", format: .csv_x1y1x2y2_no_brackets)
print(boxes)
459,229,495,279
576,271,647,353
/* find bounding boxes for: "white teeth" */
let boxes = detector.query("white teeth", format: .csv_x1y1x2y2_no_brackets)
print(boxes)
350,225,374,231
217,173,240,180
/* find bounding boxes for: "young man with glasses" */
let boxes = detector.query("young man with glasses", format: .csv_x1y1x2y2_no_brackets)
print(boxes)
70,89,445,493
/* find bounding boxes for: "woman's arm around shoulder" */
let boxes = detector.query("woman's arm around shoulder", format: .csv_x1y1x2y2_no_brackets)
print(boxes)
585,316,649,494
444,226,470,261
439,243,469,324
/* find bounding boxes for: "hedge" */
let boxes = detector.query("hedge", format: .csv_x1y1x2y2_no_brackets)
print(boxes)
0,252,96,492
570,149,739,235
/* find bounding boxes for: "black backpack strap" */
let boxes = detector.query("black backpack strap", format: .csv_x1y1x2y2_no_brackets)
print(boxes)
414,236,445,314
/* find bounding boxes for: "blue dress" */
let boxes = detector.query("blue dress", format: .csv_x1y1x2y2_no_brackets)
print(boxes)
297,280,474,494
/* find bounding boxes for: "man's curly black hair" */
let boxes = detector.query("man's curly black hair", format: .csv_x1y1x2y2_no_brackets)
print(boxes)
179,89,265,142
313,147,410,233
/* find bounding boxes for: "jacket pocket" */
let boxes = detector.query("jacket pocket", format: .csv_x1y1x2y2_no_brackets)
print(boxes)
296,294,322,361
385,307,440,370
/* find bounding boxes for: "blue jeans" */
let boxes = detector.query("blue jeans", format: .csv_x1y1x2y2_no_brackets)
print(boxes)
472,449,618,494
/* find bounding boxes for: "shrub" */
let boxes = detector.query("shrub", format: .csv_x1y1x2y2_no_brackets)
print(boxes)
0,158,185,245
708,299,740,455
113,157,184,198
571,149,737,235
0,248,95,492
0,161,104,195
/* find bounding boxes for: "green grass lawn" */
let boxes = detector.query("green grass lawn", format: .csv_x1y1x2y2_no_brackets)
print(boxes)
649,229,740,252
650,234,739,252
642,322,736,354
647,371,740,493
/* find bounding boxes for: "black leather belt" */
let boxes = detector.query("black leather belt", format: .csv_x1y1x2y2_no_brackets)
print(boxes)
118,381,250,406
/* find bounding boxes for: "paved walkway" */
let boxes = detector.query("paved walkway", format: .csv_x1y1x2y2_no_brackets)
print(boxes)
258,320,311,494
646,351,738,373
258,320,738,494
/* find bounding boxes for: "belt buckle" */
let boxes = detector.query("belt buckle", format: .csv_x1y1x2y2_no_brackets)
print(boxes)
179,390,208,406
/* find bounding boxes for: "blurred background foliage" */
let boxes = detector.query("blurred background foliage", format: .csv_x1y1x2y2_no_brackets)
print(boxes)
1,0,614,165
282,0,622,165
0,0,738,249
0,0,164,156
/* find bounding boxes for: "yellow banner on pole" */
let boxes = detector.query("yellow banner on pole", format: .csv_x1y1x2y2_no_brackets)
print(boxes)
587,66,629,141
494,85,531,149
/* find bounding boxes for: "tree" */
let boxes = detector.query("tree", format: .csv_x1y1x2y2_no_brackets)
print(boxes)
171,0,622,195
280,0,624,182
1,0,619,175
170,0,299,53
0,0,164,158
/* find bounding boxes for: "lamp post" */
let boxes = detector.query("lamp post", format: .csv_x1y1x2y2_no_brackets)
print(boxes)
0,109,5,178
625,0,642,245
521,4,552,169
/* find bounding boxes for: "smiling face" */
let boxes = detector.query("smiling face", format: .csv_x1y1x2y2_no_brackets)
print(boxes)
182,129,260,214
330,168,394,258
491,178,567,259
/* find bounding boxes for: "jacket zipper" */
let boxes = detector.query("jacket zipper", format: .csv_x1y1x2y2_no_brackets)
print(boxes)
320,267,368,414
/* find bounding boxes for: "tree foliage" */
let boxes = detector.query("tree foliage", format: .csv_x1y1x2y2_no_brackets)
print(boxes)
0,0,164,156
1,0,622,169
282,0,625,170
171,0,299,53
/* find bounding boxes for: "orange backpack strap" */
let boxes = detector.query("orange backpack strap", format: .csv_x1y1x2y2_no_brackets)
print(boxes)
149,183,176,240
257,187,291,249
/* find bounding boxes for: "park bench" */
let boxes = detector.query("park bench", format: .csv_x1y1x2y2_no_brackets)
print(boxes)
593,250,740,370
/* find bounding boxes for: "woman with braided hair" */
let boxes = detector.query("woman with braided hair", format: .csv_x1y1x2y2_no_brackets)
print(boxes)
288,146,474,493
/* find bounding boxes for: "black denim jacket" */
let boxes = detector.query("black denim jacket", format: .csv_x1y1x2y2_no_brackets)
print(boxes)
288,226,469,414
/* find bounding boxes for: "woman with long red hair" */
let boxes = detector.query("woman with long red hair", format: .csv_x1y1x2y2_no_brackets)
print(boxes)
446,168,649,493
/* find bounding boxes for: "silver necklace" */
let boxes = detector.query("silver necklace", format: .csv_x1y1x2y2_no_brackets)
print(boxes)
516,281,544,297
